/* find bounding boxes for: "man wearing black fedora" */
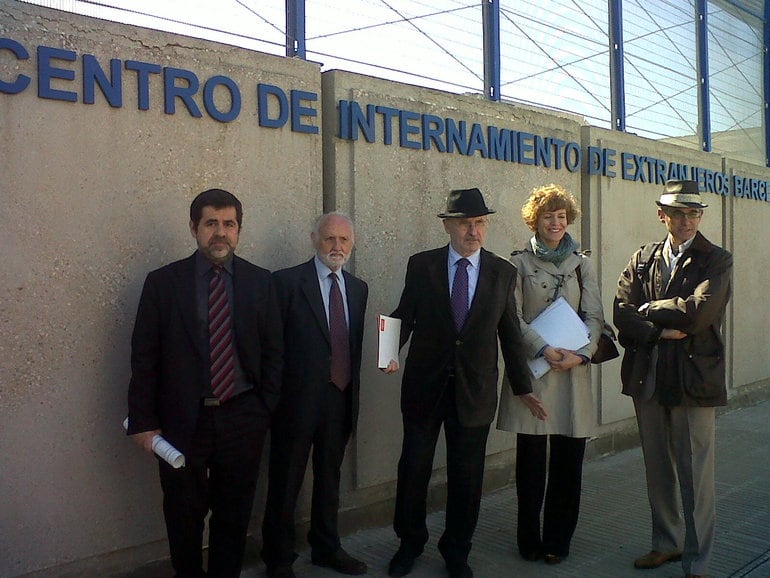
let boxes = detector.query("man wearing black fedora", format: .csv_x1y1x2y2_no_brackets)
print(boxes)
614,180,733,578
382,188,537,578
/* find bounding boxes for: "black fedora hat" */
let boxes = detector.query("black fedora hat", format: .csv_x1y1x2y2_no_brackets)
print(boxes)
656,180,708,208
437,188,496,218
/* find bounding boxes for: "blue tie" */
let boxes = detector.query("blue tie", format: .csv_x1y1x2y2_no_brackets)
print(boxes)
451,258,470,332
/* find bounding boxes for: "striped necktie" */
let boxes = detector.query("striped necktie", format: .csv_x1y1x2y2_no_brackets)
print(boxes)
209,266,235,401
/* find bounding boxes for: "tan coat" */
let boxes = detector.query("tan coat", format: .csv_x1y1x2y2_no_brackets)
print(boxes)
497,248,604,437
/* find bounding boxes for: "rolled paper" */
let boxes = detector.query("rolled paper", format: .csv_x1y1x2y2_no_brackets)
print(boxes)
123,417,185,468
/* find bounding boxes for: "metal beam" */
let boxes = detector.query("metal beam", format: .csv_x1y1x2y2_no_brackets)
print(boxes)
696,0,711,151
608,0,625,131
482,0,501,101
765,0,770,165
286,0,306,59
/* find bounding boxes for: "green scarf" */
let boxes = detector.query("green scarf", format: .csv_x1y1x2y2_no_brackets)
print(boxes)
530,232,578,266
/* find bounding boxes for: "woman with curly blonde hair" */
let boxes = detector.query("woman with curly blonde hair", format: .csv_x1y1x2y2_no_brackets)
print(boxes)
498,183,605,565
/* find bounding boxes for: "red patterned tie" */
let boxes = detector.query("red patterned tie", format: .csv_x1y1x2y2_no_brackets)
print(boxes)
329,273,351,391
209,266,234,401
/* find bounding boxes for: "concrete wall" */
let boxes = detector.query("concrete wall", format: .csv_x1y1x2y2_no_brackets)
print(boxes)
2,2,769,576
0,2,322,575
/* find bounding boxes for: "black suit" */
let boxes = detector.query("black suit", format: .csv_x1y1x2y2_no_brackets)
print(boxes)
128,252,283,578
391,246,531,563
261,259,368,569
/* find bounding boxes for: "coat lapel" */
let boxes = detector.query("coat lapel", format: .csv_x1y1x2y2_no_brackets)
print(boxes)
342,270,363,341
463,248,497,335
300,259,331,343
173,254,205,360
429,246,453,330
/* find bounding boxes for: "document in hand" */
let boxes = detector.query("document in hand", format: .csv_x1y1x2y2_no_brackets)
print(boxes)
377,314,401,368
526,297,590,379
123,417,185,468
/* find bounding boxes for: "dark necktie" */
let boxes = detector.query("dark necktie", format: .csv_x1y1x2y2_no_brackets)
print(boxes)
451,258,470,332
209,266,235,401
329,272,351,391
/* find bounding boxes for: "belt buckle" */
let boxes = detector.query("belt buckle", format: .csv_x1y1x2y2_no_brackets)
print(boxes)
203,397,221,407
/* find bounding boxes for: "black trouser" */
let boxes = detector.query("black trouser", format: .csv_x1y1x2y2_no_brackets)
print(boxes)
393,382,491,565
159,391,268,578
261,382,351,569
515,433,586,558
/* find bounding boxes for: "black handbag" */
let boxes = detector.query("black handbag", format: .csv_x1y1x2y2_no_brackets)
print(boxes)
575,261,620,364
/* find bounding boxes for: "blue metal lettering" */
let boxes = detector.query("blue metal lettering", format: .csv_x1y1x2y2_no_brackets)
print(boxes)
376,106,399,145
125,60,161,111
517,132,534,165
82,55,122,107
564,142,581,172
203,75,241,122
445,118,468,155
399,110,420,149
38,46,77,102
0,38,30,94
467,123,488,157
422,114,446,152
290,89,318,134
487,126,512,161
163,67,201,117
257,83,288,128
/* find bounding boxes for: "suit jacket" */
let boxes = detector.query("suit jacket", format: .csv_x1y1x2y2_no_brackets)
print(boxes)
614,231,732,407
272,258,368,433
392,246,532,428
127,252,284,454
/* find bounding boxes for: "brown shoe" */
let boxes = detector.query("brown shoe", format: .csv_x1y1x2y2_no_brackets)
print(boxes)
685,575,706,577
634,550,682,569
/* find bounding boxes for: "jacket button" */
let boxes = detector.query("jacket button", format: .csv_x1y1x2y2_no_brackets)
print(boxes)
455,340,462,345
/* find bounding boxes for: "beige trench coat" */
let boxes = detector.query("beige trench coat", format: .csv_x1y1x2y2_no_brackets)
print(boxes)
497,248,604,437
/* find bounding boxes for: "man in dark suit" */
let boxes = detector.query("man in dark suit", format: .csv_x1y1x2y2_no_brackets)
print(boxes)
261,212,369,578
127,188,283,578
383,188,539,578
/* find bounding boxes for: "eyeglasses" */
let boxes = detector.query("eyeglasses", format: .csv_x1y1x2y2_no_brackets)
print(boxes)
664,209,703,221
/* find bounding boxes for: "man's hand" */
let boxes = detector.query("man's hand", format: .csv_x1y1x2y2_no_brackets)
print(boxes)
660,328,687,340
519,393,547,421
380,359,399,374
131,429,161,453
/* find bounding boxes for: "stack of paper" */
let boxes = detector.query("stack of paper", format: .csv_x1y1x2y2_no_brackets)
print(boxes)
526,297,590,379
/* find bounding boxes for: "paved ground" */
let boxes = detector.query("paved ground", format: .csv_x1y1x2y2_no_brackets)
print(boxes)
120,400,770,578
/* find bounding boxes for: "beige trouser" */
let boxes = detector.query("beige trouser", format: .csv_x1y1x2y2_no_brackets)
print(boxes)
633,396,716,576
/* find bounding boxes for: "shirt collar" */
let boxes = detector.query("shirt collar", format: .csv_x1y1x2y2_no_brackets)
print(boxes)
448,244,481,269
664,235,695,257
195,250,233,277
314,255,342,281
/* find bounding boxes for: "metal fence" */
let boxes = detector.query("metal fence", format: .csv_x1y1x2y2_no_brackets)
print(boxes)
16,0,768,165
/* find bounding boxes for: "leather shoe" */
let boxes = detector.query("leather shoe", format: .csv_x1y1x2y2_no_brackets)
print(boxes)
634,550,682,569
521,550,542,562
685,575,706,578
311,548,367,575
266,564,296,578
544,554,563,565
446,561,473,578
388,545,421,577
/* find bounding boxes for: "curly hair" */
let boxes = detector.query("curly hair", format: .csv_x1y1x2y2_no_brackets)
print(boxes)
521,184,579,232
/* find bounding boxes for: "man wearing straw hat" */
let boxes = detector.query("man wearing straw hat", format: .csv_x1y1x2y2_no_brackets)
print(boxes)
614,180,732,578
